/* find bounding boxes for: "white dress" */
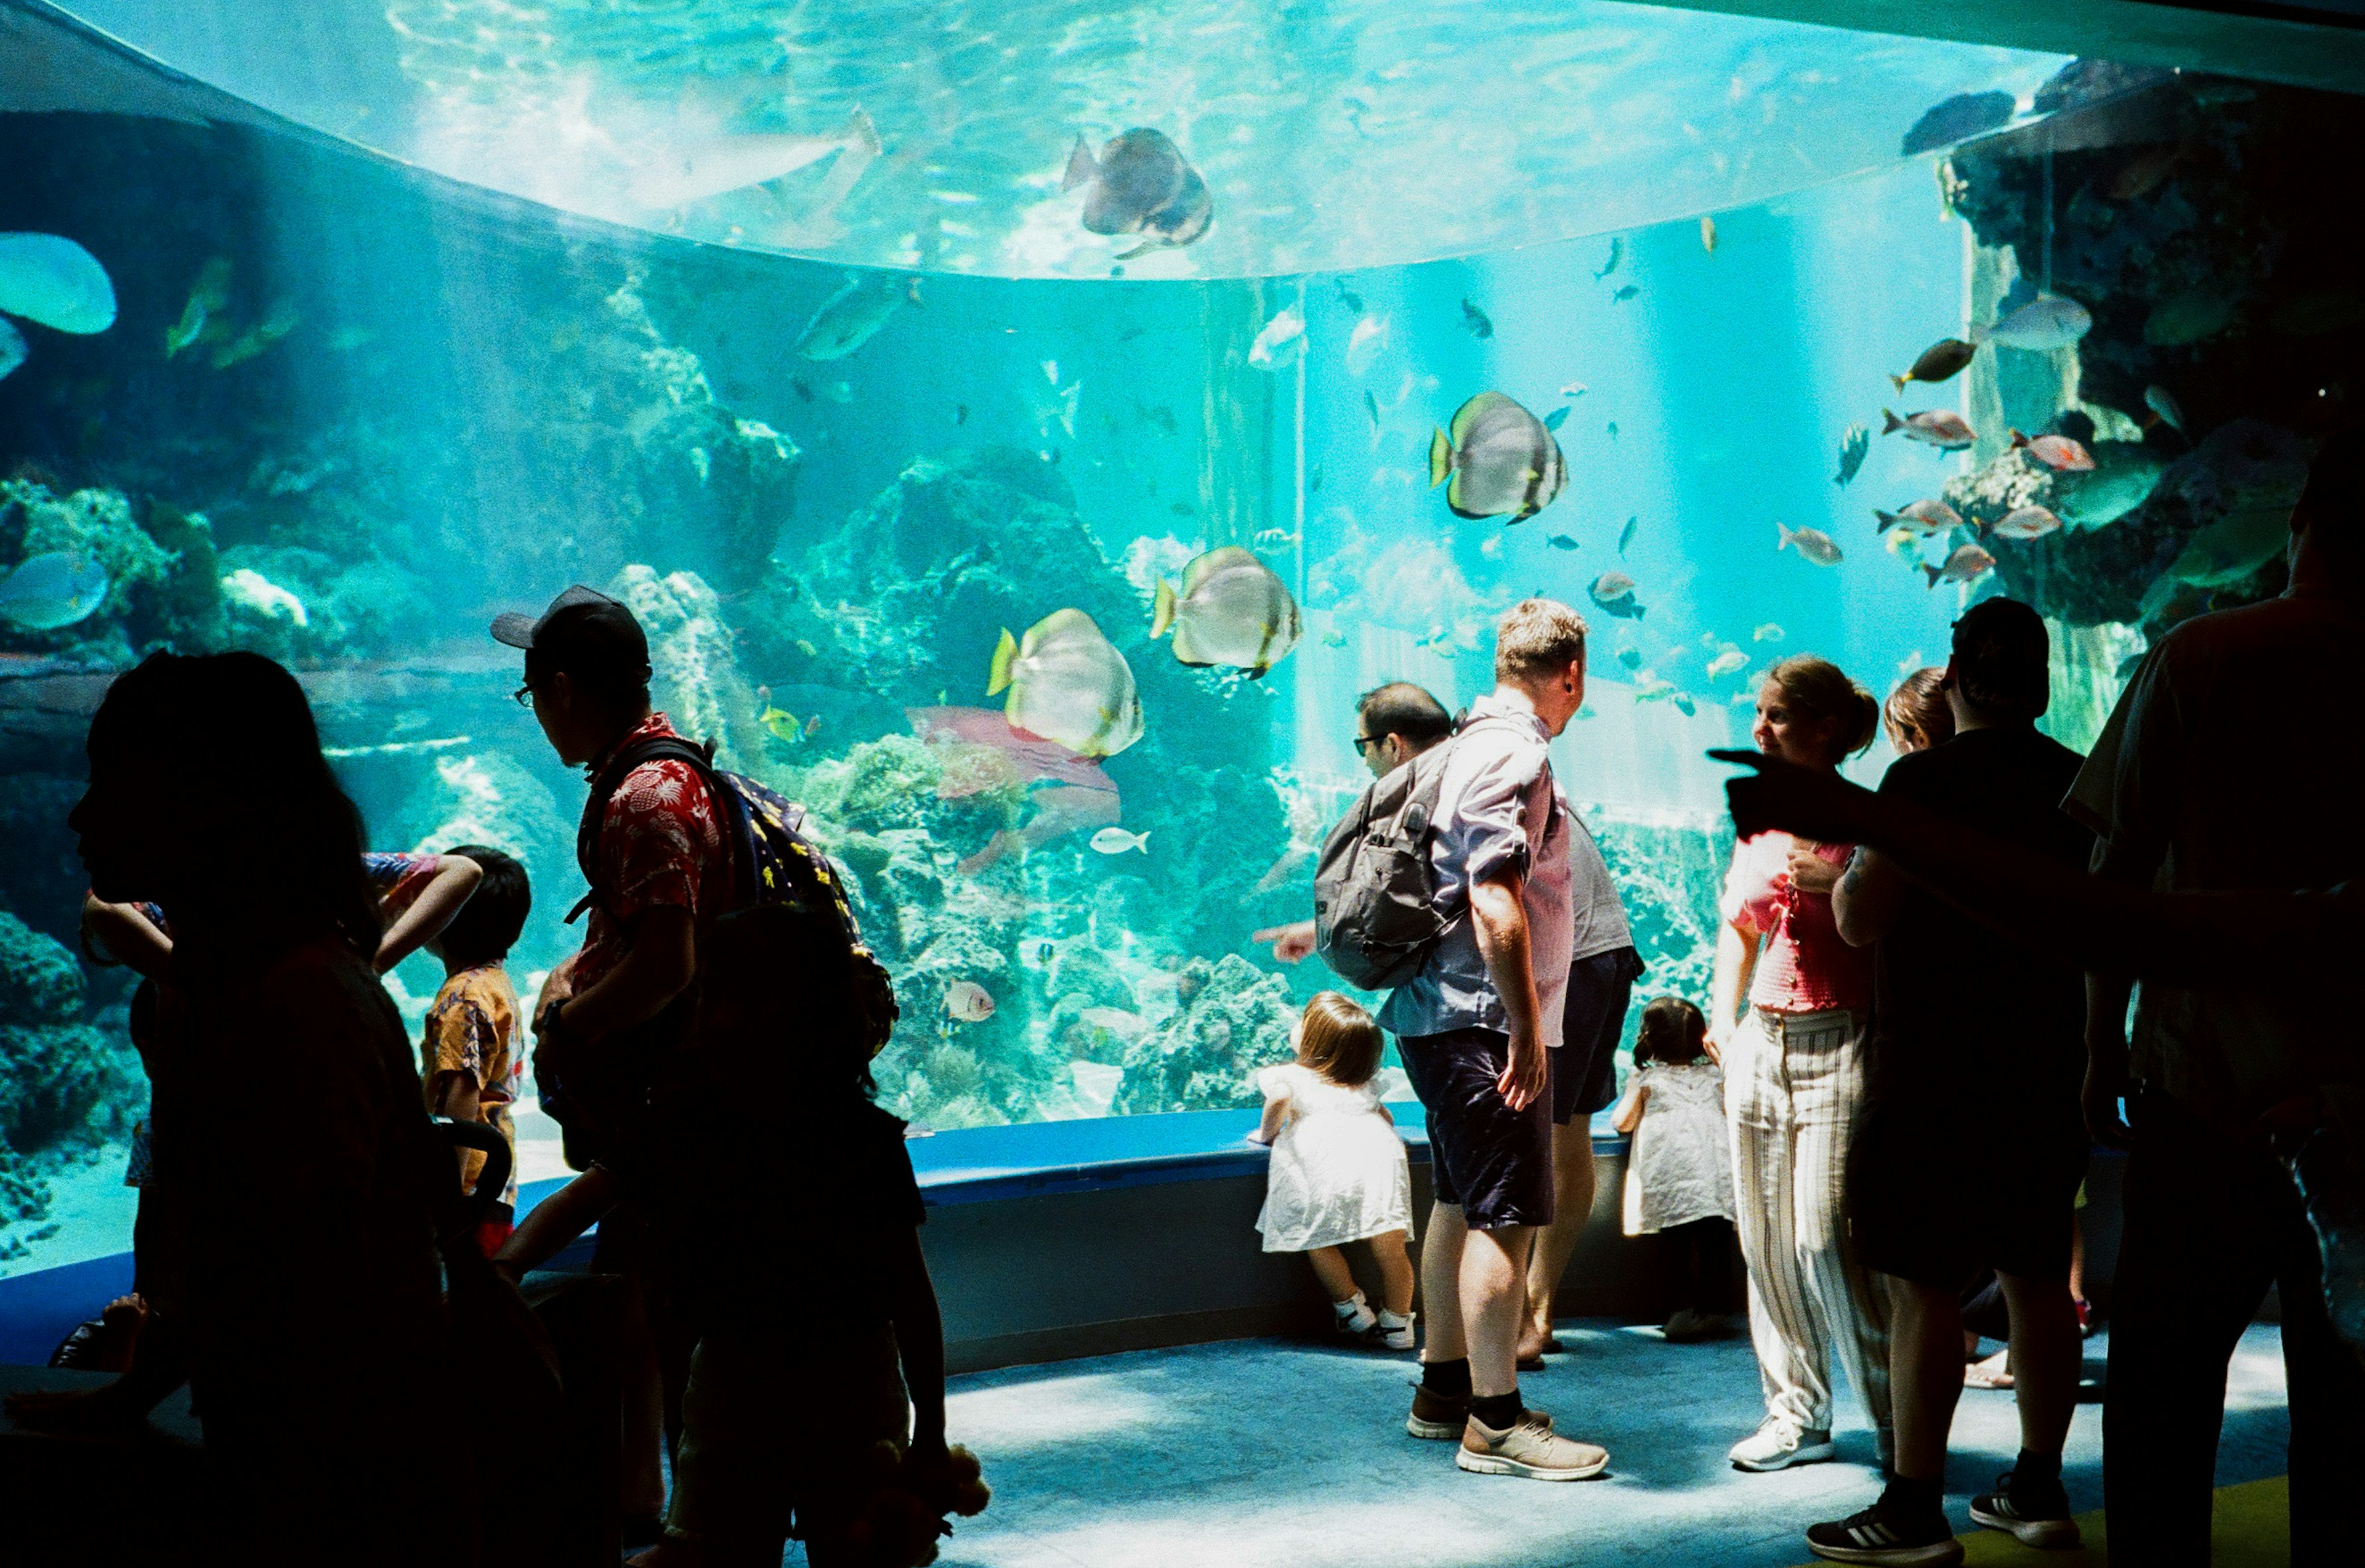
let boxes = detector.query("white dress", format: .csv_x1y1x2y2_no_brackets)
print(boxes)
1621,1061,1737,1235
1254,1063,1414,1252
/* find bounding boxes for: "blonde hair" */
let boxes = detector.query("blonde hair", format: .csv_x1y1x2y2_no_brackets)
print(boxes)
1884,667,1954,754
1298,991,1385,1087
1766,654,1880,761
1493,598,1588,684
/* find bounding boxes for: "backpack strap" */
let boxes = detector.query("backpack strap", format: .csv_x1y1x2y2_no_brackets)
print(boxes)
565,733,735,926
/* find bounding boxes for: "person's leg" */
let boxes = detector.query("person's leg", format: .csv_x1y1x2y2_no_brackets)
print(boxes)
1726,1009,1829,1438
1888,1278,1965,1482
1522,950,1636,1357
1519,1117,1594,1358
1306,1245,1358,1303
2257,1136,2365,1567
2104,1093,2277,1568
1420,1200,1470,1364
1789,1011,1892,1437
1696,1216,1736,1319
656,1334,793,1564
1462,1222,1535,1402
1369,1231,1417,1316
1995,1272,2078,1461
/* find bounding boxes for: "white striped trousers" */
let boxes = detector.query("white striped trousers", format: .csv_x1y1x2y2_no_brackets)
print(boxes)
1725,1004,1892,1434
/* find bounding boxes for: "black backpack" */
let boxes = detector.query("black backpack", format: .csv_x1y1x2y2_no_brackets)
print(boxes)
1311,716,1538,992
571,734,900,1057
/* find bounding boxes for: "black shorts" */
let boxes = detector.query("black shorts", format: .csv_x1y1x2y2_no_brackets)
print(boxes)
1554,945,1644,1126
1847,1096,2089,1288
1399,1026,1554,1231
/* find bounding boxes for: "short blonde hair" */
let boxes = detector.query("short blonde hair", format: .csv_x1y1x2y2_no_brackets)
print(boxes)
1494,598,1588,684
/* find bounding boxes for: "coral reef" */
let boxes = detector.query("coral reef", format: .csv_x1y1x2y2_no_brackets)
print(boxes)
1115,954,1297,1115
0,478,223,665
384,746,579,978
0,911,141,1243
608,564,766,770
1947,65,2362,639
1587,808,1726,1042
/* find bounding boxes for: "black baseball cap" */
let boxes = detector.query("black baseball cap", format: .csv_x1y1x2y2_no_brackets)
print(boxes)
490,585,651,687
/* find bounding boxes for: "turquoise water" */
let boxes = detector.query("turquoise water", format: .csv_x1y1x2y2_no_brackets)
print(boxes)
4,4,2159,1275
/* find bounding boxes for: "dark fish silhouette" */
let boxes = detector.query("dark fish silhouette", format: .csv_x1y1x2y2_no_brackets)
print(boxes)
1595,238,1622,280
1460,299,1494,338
1064,129,1213,259
1613,285,1638,302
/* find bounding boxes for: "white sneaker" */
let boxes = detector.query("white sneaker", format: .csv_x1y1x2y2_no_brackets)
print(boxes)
1332,1291,1377,1337
1457,1409,1611,1481
1373,1309,1416,1351
1731,1416,1837,1472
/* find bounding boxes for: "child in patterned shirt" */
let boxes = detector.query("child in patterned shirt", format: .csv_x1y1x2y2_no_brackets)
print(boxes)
420,846,532,1256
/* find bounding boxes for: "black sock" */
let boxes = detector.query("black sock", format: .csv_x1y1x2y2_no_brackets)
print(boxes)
1470,1391,1524,1430
2013,1449,2061,1487
1880,1474,1944,1517
1420,1357,1471,1398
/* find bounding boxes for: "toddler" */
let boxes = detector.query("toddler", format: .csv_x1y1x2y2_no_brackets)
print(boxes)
1250,992,1417,1349
419,845,531,1255
1611,996,1737,1343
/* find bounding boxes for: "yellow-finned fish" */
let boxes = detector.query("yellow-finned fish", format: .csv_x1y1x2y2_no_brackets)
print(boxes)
759,704,802,744
1429,391,1567,522
986,608,1143,759
1150,546,1302,678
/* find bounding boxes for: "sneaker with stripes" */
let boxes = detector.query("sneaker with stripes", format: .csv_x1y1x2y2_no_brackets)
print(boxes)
1803,1498,1962,1566
1969,1469,2080,1549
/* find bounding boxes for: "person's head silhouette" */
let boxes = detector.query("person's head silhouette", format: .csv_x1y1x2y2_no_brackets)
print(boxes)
71,652,378,965
2294,423,2364,591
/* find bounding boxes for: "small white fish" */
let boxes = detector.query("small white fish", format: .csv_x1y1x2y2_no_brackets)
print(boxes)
1992,505,2065,541
2144,384,2186,435
1874,498,1963,536
1700,214,1717,253
1559,382,1588,399
1248,304,1305,371
1777,522,1844,566
1925,543,1996,588
1975,296,2092,352
1752,622,1784,642
1882,407,1976,450
1090,827,1151,855
1705,649,1749,680
943,980,995,1023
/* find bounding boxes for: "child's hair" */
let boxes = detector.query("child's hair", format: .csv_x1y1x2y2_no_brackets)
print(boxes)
1883,667,1954,754
698,902,870,1096
1633,995,1709,1067
435,845,530,969
1298,991,1385,1086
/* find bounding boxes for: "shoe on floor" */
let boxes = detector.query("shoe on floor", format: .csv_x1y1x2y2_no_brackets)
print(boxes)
1455,1409,1610,1481
1405,1380,1470,1440
1370,1309,1416,1352
1803,1500,1962,1566
1663,1307,1716,1343
1969,1470,2080,1550
1333,1290,1378,1338
1730,1416,1836,1471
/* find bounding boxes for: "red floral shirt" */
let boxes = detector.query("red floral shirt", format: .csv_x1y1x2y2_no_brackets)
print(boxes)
573,713,727,992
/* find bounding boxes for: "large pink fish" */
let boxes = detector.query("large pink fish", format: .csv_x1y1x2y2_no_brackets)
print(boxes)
907,706,1117,793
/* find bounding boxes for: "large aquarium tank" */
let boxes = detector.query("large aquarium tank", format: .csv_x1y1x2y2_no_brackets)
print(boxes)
4,0,2357,1275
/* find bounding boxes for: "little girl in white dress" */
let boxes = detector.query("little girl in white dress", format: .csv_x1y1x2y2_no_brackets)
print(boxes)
1250,992,1417,1348
1612,995,1737,1343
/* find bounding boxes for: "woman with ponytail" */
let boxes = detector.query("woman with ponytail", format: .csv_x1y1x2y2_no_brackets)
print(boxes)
1709,655,1894,1474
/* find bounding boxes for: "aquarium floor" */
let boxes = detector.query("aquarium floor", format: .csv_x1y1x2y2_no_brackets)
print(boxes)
892,1320,2293,1568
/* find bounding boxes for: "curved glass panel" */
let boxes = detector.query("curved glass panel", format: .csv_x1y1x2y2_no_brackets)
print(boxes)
47,0,2065,277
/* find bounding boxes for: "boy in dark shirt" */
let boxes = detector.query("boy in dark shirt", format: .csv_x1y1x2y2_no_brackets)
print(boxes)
1805,599,2093,1567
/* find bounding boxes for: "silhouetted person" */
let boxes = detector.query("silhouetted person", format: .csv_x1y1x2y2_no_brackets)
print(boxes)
2070,426,2365,1568
9,652,456,1566
1805,600,2092,1564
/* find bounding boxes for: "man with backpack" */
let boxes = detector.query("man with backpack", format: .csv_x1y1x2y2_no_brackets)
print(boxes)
1367,599,1615,1482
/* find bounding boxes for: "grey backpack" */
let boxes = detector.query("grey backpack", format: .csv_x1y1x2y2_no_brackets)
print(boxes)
1312,724,1488,990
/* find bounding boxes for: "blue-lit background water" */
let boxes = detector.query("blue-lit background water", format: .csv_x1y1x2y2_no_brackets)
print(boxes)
2,0,2135,1275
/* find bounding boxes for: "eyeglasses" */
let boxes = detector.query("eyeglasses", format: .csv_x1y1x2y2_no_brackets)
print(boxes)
512,684,536,709
1351,734,1380,752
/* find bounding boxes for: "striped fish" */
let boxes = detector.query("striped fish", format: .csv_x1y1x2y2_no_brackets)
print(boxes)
1428,392,1568,522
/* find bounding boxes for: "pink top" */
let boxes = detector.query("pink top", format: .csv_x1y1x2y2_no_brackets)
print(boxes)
1720,831,1872,1014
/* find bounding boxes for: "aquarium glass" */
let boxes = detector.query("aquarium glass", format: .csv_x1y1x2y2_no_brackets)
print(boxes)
15,1,2305,1280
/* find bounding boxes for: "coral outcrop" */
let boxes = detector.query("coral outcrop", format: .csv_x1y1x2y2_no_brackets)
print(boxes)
1115,954,1297,1115
0,911,140,1245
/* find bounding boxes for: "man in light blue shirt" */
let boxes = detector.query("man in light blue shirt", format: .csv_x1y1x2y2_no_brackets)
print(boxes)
1391,599,1614,1482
